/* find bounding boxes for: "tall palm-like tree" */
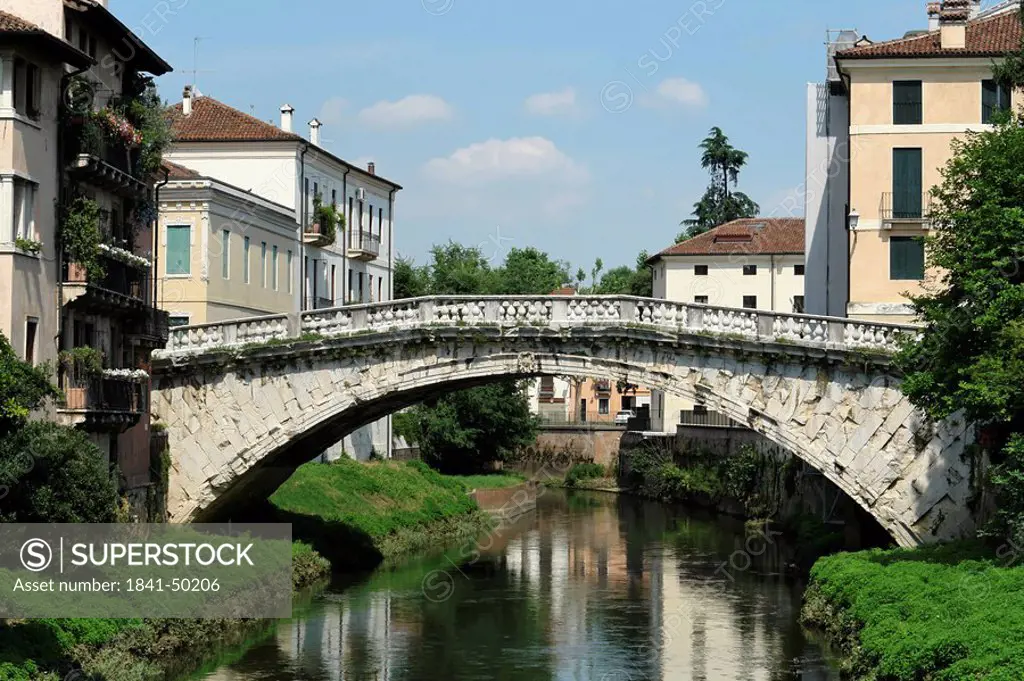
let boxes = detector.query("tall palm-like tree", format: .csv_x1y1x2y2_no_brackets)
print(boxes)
679,127,759,241
699,126,749,193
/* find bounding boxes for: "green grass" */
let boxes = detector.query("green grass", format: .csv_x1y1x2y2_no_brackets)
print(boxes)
446,473,526,490
271,458,477,540
803,540,1024,680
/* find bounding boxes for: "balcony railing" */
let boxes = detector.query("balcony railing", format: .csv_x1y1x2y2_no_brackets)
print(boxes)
129,307,170,347
594,379,612,394
678,409,744,428
64,251,150,306
59,370,145,431
348,231,380,261
880,192,933,222
64,116,145,195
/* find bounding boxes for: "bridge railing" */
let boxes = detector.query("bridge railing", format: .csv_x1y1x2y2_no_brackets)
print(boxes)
157,296,917,357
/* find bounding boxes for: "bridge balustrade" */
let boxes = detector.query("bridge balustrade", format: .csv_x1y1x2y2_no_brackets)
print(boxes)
158,296,916,358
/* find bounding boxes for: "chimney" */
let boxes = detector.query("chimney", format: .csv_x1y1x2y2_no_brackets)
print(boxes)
367,162,376,176
309,118,322,146
280,104,294,133
939,0,970,50
182,85,193,116
927,3,941,31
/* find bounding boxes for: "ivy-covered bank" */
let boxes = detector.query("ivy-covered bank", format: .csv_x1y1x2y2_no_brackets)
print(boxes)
268,457,494,570
802,542,1024,680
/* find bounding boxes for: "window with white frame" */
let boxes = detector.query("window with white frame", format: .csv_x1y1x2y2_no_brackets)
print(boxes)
165,225,191,275
12,178,36,241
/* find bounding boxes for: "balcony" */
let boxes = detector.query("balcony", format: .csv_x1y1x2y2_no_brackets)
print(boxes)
64,116,146,196
347,231,380,261
303,220,335,248
63,250,151,313
58,371,145,432
593,379,612,395
128,307,171,348
880,192,932,227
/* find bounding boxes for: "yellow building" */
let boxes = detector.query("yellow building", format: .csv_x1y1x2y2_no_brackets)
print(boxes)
157,162,300,326
834,0,1018,321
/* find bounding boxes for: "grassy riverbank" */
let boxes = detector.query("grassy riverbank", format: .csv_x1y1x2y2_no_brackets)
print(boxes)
447,473,525,490
268,458,493,569
802,541,1024,680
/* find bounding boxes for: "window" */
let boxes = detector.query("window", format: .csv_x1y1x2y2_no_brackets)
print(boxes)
331,265,337,301
368,274,374,301
693,404,709,416
358,272,365,302
743,265,757,276
742,296,757,309
893,80,922,125
580,399,588,422
168,315,190,328
694,295,709,304
12,59,41,119
12,179,36,240
331,189,337,206
983,79,1012,124
892,148,923,219
694,265,708,276
243,237,250,284
379,207,384,238
890,236,925,280
221,230,230,279
378,278,383,302
794,264,805,276
287,250,293,293
793,296,805,313
165,226,191,275
598,398,610,415
260,242,267,287
368,205,374,236
272,245,279,291
24,317,37,365
348,269,354,302
358,201,365,234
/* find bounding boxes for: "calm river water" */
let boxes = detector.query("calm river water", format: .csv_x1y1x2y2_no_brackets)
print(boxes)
194,490,839,681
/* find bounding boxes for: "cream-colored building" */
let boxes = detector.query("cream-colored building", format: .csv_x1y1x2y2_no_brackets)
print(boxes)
157,162,299,326
648,218,805,433
812,0,1019,322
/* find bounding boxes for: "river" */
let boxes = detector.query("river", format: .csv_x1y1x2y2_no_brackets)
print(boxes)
193,490,839,681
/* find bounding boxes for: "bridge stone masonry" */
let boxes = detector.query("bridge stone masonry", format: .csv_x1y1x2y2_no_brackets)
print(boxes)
151,296,979,547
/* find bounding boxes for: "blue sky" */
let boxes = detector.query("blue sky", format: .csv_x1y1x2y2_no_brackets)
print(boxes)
113,0,934,271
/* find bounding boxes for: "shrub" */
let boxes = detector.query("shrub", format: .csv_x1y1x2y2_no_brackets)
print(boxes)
565,462,605,487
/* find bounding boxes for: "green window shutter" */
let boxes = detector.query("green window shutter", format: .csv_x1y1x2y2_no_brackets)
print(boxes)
890,236,925,280
892,148,923,218
893,81,922,125
166,226,190,275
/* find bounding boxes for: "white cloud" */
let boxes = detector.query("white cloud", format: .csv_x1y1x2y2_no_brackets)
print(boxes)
641,77,709,110
357,94,454,129
317,97,349,126
423,137,588,186
525,87,580,117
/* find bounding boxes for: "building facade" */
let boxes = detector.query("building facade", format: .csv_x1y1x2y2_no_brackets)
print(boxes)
809,0,1019,322
0,0,172,515
156,162,300,325
165,91,402,460
647,218,805,433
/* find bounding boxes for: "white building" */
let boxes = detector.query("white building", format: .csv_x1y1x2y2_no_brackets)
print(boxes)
647,218,805,433
166,90,402,460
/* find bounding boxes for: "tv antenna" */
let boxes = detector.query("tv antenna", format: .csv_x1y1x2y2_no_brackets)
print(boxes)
188,36,216,92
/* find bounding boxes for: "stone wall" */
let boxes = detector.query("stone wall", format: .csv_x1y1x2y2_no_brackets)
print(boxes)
532,426,626,467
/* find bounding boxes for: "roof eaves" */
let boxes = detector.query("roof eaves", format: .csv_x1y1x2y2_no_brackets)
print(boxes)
65,0,172,75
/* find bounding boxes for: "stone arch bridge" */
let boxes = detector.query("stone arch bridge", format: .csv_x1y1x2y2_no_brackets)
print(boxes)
152,296,978,546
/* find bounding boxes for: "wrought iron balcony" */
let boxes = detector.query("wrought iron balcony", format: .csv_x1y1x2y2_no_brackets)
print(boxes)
64,116,146,196
128,307,171,348
880,192,933,225
347,230,380,261
58,370,145,432
63,250,151,312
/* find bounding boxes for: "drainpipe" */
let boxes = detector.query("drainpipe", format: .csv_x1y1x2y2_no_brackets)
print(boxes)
55,64,92,359
153,166,170,311
299,144,308,311
388,187,396,300
341,167,349,304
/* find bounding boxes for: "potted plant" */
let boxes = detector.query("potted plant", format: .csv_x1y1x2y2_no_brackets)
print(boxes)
310,193,342,245
58,347,105,408
60,197,104,281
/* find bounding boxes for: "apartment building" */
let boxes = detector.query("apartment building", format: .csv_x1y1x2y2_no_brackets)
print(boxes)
157,162,299,325
530,375,652,425
0,0,172,514
809,0,1019,322
165,90,402,460
647,217,805,433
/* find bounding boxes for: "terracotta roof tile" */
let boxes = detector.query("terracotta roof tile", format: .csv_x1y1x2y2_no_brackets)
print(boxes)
170,96,303,143
0,10,45,33
652,218,805,260
838,9,1022,59
163,161,202,180
550,286,577,296
0,10,92,67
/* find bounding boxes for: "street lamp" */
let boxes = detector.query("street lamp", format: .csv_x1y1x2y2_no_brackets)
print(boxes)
847,208,860,231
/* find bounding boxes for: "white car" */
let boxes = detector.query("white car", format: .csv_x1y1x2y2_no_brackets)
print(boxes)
614,410,636,425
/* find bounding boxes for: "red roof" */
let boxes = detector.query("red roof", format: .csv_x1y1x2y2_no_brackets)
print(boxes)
163,161,202,180
651,218,805,260
550,286,577,296
0,10,43,33
170,96,303,143
0,10,93,68
838,8,1022,59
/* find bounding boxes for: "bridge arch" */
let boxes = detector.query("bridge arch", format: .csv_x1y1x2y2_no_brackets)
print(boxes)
153,296,978,546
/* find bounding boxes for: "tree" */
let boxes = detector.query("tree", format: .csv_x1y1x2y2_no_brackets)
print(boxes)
679,127,759,241
0,334,58,437
401,382,538,474
894,114,1024,544
427,242,499,294
594,251,653,297
394,256,429,299
495,247,570,295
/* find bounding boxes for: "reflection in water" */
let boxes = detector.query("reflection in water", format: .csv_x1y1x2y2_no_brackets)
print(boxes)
198,491,838,681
